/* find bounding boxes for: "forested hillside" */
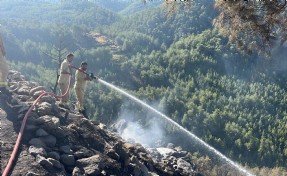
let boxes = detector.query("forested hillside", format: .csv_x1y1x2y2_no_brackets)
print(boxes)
1,0,287,174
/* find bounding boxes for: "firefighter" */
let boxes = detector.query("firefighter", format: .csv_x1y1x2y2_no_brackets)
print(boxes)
58,53,74,107
74,62,93,116
0,36,8,89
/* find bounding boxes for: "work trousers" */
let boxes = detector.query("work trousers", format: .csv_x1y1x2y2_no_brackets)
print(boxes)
0,55,8,87
74,87,85,111
59,82,69,103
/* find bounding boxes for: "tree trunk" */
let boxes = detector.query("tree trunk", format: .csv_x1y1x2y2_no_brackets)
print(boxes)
52,71,59,94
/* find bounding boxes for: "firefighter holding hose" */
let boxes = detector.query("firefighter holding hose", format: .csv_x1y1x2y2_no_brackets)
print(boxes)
0,36,9,90
74,61,97,117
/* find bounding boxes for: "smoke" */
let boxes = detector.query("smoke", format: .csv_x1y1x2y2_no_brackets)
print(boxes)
114,101,166,147
121,117,164,147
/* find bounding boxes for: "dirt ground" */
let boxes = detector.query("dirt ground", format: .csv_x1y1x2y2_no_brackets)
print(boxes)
0,89,48,176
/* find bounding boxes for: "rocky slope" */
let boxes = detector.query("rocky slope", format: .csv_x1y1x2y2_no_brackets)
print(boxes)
0,70,202,176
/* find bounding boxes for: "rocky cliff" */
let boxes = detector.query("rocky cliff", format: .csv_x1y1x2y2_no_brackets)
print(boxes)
0,70,202,176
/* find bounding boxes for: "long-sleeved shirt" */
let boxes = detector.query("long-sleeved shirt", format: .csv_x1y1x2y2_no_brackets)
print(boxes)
74,69,88,90
58,59,71,84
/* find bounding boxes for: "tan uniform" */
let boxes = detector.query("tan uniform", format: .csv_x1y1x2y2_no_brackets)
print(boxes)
74,69,88,111
0,37,8,87
58,59,71,103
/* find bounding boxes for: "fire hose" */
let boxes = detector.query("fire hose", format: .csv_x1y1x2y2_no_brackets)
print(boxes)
2,65,97,176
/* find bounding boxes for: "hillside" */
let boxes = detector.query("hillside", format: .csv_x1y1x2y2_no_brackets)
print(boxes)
1,0,287,174
0,70,202,176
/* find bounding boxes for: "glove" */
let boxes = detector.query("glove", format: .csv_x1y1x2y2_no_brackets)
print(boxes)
89,73,98,80
89,73,94,78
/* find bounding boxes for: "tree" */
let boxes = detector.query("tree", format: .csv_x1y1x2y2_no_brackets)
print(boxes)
214,0,287,56
41,35,69,93
145,0,287,56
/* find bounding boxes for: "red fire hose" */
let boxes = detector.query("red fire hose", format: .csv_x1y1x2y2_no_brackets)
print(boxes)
2,70,73,176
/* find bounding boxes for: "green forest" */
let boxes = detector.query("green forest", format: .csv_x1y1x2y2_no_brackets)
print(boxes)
1,0,287,175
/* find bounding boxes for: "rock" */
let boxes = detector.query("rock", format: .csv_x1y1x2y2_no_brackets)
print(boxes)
18,113,25,120
135,144,147,153
25,172,41,176
146,148,162,161
17,95,30,101
8,71,22,81
35,128,49,137
60,154,75,166
9,84,18,90
167,143,175,149
48,151,60,160
33,91,45,99
47,158,63,169
30,86,46,96
148,172,159,176
106,149,120,161
10,96,19,105
72,167,85,176
18,105,30,114
172,151,188,158
36,155,53,168
128,163,141,176
67,113,83,121
60,145,73,154
139,161,149,175
17,85,30,95
98,123,107,130
124,143,136,151
176,158,194,175
40,95,56,104
18,111,39,121
156,148,175,157
39,135,57,148
28,145,47,157
74,147,95,159
29,138,46,147
174,146,183,151
41,126,68,140
25,124,38,131
37,115,60,127
37,102,53,116
76,155,101,175
90,120,100,126
30,81,39,87
114,142,130,167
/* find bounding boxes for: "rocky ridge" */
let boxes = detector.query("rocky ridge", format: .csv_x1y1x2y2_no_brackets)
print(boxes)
0,70,202,176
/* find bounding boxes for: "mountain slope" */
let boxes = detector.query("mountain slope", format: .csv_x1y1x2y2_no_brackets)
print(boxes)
0,70,201,175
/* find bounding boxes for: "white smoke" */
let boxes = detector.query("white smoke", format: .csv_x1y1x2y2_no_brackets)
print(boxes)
115,102,166,147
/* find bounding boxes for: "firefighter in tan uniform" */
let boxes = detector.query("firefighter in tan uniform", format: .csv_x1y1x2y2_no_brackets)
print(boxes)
74,62,93,115
0,36,9,89
58,53,74,107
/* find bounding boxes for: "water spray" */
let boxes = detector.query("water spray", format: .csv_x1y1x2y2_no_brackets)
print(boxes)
97,78,255,176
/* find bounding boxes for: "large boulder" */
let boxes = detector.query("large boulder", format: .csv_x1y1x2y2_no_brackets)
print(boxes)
60,154,75,166
30,86,46,96
35,128,49,137
39,135,57,148
36,155,53,168
17,85,31,96
176,158,195,175
40,95,56,104
76,155,121,175
36,102,53,116
76,155,101,175
28,145,47,157
37,115,60,127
